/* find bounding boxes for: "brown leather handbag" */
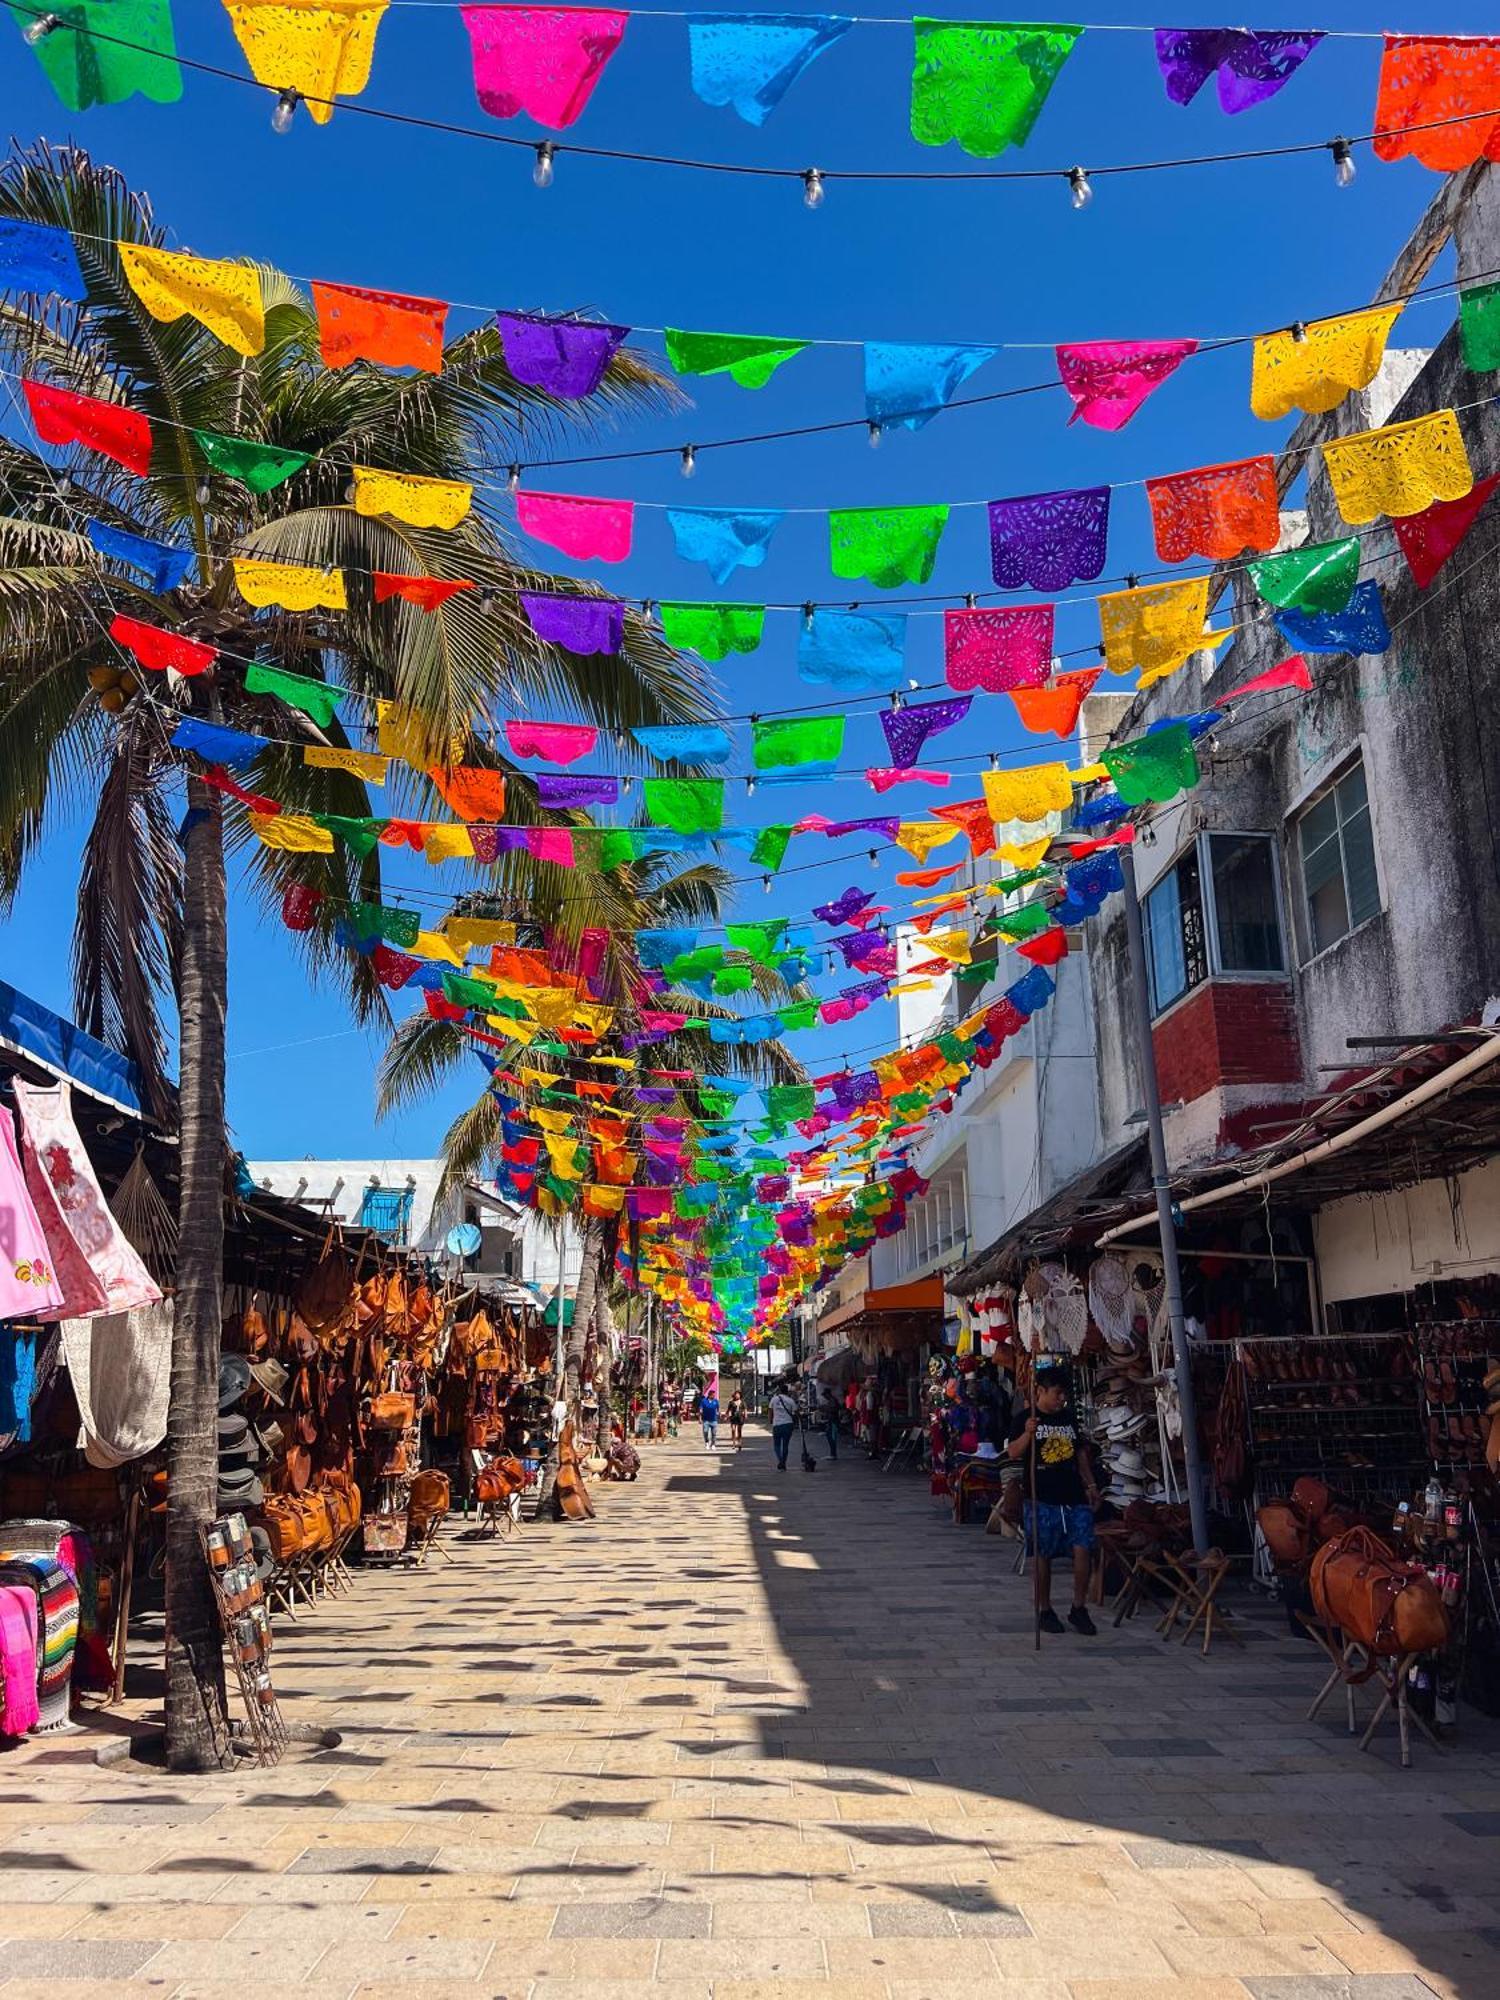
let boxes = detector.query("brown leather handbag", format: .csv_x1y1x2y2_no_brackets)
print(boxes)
369,1391,416,1431
475,1456,525,1505
1310,1526,1450,1662
296,1228,354,1336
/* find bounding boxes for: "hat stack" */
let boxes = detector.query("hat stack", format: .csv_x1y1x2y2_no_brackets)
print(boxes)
1090,1341,1166,1506
217,1356,276,1584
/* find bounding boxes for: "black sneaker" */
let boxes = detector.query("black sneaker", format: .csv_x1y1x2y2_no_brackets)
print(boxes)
1067,1606,1097,1636
1037,1607,1065,1635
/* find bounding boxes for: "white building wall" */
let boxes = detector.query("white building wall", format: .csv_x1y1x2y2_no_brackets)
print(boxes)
1313,1159,1500,1303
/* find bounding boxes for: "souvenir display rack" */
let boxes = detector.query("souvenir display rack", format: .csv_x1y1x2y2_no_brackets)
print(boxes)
1414,1319,1500,1480
1238,1332,1425,1508
201,1514,287,1768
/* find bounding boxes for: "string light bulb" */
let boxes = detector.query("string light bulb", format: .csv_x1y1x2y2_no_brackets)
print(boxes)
1291,320,1308,344
801,167,825,210
639,599,655,627
964,593,977,610
195,479,211,505
762,874,773,896
24,12,61,44
867,421,882,449
506,464,521,495
479,589,498,615
867,848,880,870
533,141,556,189
270,87,301,134
680,444,696,478
1330,136,1356,188
1068,166,1093,210
802,602,815,632
746,776,757,797
53,473,71,499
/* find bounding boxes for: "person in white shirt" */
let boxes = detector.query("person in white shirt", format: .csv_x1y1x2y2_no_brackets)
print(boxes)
768,1382,800,1471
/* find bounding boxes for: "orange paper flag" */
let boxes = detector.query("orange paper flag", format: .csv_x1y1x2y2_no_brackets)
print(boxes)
311,280,448,372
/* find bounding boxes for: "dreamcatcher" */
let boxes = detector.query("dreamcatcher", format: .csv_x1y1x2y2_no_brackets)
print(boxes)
1087,1253,1135,1352
1039,1261,1089,1355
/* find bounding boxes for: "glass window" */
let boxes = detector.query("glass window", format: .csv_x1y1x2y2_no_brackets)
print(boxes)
1208,834,1285,974
1295,758,1381,955
1145,843,1206,1014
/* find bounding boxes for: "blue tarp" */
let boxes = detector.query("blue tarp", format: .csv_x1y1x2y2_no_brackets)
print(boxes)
0,981,144,1113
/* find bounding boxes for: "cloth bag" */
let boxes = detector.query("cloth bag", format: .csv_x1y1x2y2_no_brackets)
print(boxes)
59,1298,173,1469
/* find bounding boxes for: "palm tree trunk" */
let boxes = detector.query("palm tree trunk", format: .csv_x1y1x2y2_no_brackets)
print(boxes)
563,1216,605,1420
163,774,233,1771
593,1293,617,1432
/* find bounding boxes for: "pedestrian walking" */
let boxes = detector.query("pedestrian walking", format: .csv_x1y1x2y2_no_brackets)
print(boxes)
727,1390,746,1449
700,1386,720,1450
1005,1358,1100,1637
817,1381,840,1461
769,1378,799,1472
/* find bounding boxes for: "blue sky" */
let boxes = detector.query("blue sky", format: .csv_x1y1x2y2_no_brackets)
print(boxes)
2,3,1491,1160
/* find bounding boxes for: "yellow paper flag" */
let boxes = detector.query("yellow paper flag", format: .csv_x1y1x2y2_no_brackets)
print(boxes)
303,745,387,783
222,0,388,126
1098,576,1222,680
234,558,346,612
249,811,333,853
444,917,516,952
352,465,472,530
1321,408,1474,525
895,821,960,864
1250,305,1402,423
421,824,475,864
982,763,1072,826
118,244,265,356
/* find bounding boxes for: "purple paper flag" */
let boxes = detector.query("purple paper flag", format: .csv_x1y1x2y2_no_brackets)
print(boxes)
520,590,624,655
879,694,972,768
468,825,523,863
496,311,629,398
1153,28,1323,114
537,771,620,808
828,1069,880,1113
989,486,1111,591
821,816,899,841
814,885,876,927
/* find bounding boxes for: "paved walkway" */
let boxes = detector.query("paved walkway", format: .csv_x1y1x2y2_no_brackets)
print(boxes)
3,1427,1500,1999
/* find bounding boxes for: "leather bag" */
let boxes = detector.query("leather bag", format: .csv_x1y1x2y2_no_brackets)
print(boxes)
295,1228,354,1336
369,1391,416,1431
1310,1526,1450,1662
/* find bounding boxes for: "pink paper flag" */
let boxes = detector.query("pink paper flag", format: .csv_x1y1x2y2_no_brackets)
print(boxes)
461,6,628,128
505,719,599,764
526,827,577,865
1055,338,1199,432
515,488,634,562
866,767,951,794
1233,654,1314,699
944,605,1054,693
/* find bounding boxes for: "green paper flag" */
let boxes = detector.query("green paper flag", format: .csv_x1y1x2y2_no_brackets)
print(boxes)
993,898,1053,941
194,428,312,494
599,829,644,871
659,601,766,661
751,824,792,873
752,714,845,771
644,776,724,834
13,0,182,109
726,920,787,965
317,814,388,858
666,946,725,982
714,966,755,995
244,660,342,726
1101,723,1199,807
830,504,949,588
1459,280,1500,374
541,1175,578,1205
910,19,1082,158
350,901,419,949
778,1000,818,1031
698,1089,735,1119
663,329,810,390
1247,537,1360,615
442,971,497,1009
766,1083,815,1122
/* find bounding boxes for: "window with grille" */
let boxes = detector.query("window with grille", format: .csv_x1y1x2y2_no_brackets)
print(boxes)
1292,757,1381,957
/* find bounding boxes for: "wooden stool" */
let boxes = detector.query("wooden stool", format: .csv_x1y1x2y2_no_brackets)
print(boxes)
1154,1548,1243,1655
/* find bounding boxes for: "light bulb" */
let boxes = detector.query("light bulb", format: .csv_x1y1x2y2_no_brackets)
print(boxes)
801,167,825,210
762,874,773,895
621,774,634,795
506,464,521,495
270,87,300,134
344,481,356,503
639,599,654,626
680,444,696,478
479,589,498,614
1291,320,1308,344
867,421,882,449
964,593,977,610
54,473,71,499
802,603,815,632
23,11,60,45
746,776,757,797
1068,166,1092,210
1331,137,1356,188
889,690,905,712
533,141,555,189
195,478,211,505
868,848,880,870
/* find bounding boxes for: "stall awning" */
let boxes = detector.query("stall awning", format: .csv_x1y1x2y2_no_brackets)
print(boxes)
951,1137,1149,1295
818,1275,943,1338
0,980,144,1114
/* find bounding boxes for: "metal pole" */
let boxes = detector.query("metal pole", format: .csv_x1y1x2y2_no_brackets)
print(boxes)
1118,845,1210,1557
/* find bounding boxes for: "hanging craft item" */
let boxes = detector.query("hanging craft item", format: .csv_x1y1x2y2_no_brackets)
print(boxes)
117,244,265,356
108,614,216,678
1145,454,1279,562
753,714,844,772
306,744,387,780
373,571,474,612
495,310,627,398
0,217,86,299
311,280,447,370
193,428,310,492
1391,475,1500,589
14,1079,161,1316
659,601,764,660
1250,306,1403,422
1008,665,1100,738
460,5,628,126
518,488,634,561
1372,34,1500,174
223,0,388,124
644,776,724,833
1153,27,1323,113
929,798,994,857
1247,536,1359,614
24,378,151,477
798,608,906,690
88,522,194,595
518,590,624,654
351,465,472,529
251,811,335,852
1100,721,1199,805
988,485,1108,590
910,19,1082,158
14,0,181,108
880,694,971,766
1232,653,1313,699
868,766,949,793
667,506,782,582
243,661,342,725
943,603,1052,693
1322,409,1474,523
686,12,852,125
864,342,998,433
982,761,1072,826
232,557,347,611
504,719,598,764
664,328,808,389
1459,280,1500,373
633,723,733,765
1055,337,1198,432
1097,576,1225,680
537,772,619,808
829,504,948,588
428,765,507,818
1272,579,1391,656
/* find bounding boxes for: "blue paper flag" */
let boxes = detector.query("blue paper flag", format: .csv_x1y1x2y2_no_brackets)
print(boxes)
864,342,999,433
798,609,907,691
638,928,699,968
1273,580,1390,656
1072,789,1129,830
1146,709,1221,741
633,723,733,765
88,520,195,595
687,13,854,125
0,216,86,300
1006,965,1056,1018
667,507,783,583
172,717,264,768
1054,847,1124,924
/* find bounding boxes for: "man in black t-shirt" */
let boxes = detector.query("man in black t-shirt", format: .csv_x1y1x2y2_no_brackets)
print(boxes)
1006,1362,1100,1636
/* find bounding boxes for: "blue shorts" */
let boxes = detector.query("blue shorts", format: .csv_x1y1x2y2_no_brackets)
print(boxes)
1024,1501,1096,1558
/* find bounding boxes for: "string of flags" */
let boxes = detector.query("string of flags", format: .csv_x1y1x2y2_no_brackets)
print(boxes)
13,6,1500,176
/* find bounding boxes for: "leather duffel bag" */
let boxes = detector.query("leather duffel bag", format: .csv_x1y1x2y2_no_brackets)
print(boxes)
1310,1526,1450,1661
369,1391,416,1431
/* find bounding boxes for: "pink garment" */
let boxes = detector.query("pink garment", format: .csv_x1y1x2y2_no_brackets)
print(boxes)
0,1107,67,1320
1055,338,1199,431
461,5,628,128
866,767,951,794
13,1080,160,1319
0,1583,39,1736
504,719,598,764
944,605,1054,694
515,489,634,562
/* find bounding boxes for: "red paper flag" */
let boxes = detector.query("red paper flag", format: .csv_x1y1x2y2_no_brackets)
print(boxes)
424,991,468,1023
895,862,965,889
374,572,475,612
1146,455,1280,564
200,765,279,815
109,613,216,678
1016,927,1069,966
931,797,995,858
25,378,152,477
1391,475,1500,589
1009,666,1102,739
1233,654,1315,699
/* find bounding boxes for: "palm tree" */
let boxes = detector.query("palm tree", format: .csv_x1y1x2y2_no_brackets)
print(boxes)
0,141,719,1767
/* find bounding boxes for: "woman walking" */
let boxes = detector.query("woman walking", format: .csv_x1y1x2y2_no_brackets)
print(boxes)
727,1389,746,1450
